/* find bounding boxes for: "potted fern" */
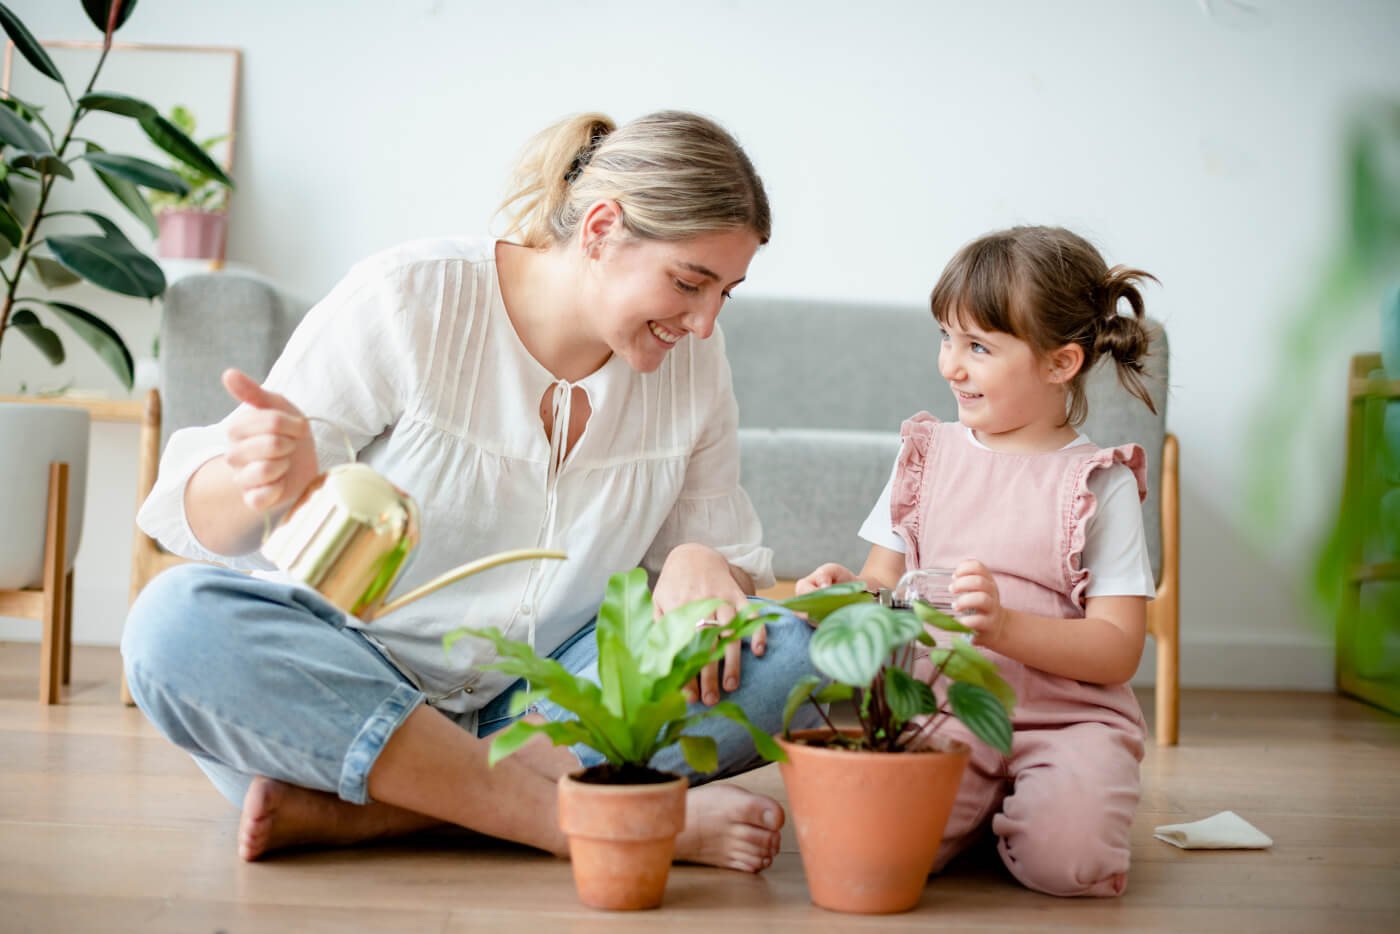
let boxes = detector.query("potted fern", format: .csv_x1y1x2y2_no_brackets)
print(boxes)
775,579,1017,914
144,104,232,262
445,567,786,911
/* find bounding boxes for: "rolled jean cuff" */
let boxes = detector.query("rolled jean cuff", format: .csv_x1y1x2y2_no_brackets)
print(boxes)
338,683,424,804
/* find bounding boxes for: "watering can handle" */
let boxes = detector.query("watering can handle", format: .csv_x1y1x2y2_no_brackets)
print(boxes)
373,548,568,618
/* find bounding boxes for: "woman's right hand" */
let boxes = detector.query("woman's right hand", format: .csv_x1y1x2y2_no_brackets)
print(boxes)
221,368,320,513
794,562,860,596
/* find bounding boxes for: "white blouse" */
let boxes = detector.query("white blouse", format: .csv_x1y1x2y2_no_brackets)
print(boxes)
137,237,774,720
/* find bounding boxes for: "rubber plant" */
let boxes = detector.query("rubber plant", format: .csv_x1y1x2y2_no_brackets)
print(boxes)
0,1,234,389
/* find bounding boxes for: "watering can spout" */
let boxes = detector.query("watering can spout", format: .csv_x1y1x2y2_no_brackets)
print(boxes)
261,462,565,621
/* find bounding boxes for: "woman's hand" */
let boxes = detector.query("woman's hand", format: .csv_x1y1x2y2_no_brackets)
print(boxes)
221,368,320,514
794,562,859,596
653,543,763,707
950,559,1008,645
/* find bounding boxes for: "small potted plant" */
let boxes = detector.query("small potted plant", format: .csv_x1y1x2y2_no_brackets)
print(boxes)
144,105,232,263
775,580,1017,914
445,567,786,911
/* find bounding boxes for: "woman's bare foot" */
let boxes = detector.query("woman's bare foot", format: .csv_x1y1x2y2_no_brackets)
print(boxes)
673,784,784,873
238,775,440,861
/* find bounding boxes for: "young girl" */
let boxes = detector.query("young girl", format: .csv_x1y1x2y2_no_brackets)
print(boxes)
798,225,1160,897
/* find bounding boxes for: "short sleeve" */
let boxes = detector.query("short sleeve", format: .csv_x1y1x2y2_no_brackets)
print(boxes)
858,460,906,553
642,329,774,590
1081,463,1156,598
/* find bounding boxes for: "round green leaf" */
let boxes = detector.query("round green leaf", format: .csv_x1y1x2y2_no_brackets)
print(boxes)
884,665,939,723
39,300,134,389
809,603,923,688
47,233,164,299
0,104,50,154
139,112,233,189
9,308,65,365
948,681,1013,755
0,5,64,83
77,92,157,121
80,152,189,195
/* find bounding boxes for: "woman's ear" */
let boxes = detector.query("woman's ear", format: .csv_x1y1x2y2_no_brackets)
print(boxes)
1047,343,1085,383
578,199,623,258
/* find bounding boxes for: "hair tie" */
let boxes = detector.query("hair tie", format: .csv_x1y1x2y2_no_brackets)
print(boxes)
563,126,610,185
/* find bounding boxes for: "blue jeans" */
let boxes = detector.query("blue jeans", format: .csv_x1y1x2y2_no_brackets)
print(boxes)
122,564,822,807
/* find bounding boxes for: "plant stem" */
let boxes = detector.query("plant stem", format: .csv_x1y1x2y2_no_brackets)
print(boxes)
806,696,844,736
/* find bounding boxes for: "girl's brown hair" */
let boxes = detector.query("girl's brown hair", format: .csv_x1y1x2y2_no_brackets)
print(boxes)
929,226,1158,426
496,110,771,249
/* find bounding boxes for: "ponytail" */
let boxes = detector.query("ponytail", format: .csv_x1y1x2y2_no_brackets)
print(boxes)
498,113,616,249
1093,265,1158,420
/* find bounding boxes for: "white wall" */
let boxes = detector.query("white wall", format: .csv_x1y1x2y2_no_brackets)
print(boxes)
4,0,1398,689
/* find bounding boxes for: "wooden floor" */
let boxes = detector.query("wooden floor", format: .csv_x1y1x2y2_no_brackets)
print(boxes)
2,644,1398,934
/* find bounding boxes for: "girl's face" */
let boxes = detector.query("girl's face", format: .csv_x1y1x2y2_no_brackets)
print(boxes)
586,224,759,374
937,312,1074,451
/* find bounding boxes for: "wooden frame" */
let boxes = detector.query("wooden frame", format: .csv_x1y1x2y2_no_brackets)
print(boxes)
0,462,75,704
758,431,1182,746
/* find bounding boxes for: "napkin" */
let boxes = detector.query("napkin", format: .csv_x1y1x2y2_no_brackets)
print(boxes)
1153,811,1273,849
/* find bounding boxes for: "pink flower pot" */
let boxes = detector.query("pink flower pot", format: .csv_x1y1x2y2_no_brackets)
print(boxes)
156,209,228,261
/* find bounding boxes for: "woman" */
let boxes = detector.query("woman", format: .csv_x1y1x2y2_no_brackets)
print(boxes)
124,111,819,873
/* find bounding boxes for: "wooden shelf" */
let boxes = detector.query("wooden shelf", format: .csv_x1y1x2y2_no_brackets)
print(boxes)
0,395,144,423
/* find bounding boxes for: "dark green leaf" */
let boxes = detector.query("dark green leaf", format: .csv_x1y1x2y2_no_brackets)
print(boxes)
923,644,1017,713
781,674,821,737
0,200,20,247
884,666,939,723
779,580,872,622
79,152,189,195
808,602,923,688
82,0,139,34
84,142,159,238
46,233,164,298
39,300,133,388
0,100,49,153
77,92,157,121
0,5,63,83
10,153,72,179
9,308,64,364
948,681,1012,755
27,255,83,289
911,599,973,633
140,112,233,189
678,734,718,774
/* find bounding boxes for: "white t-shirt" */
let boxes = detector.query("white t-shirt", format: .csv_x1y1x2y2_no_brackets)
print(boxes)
137,236,773,718
857,425,1154,598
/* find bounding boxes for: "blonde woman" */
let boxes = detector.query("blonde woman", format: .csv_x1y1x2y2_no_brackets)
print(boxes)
124,111,820,872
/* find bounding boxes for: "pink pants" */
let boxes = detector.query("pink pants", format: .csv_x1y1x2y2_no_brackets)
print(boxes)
912,647,1146,897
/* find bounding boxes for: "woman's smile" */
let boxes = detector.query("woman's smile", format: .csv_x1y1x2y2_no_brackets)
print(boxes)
648,320,684,345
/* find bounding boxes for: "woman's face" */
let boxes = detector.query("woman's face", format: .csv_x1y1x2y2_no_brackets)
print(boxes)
586,225,760,373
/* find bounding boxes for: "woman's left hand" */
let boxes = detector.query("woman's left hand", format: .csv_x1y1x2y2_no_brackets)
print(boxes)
653,543,765,707
950,559,1008,645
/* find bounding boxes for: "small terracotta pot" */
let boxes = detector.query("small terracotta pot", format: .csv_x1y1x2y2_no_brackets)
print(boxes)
156,209,227,261
557,771,687,911
777,728,970,914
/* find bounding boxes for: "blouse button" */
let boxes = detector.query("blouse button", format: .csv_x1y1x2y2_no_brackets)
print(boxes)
520,604,532,615
463,685,474,694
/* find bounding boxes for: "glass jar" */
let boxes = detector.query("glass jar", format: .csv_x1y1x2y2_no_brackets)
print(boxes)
892,567,958,616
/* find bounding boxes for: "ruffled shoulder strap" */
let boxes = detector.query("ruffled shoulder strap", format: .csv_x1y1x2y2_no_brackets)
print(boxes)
1064,442,1149,608
890,412,943,565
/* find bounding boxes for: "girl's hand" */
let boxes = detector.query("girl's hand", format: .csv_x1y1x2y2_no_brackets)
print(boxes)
221,368,320,514
795,562,859,596
653,543,763,707
950,559,1008,645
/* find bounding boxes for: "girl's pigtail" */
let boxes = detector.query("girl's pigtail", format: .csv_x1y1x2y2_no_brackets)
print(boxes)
497,113,616,249
1095,265,1159,415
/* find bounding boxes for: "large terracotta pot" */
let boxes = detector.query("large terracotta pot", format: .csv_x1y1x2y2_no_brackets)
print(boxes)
777,728,970,914
156,208,227,261
557,771,687,910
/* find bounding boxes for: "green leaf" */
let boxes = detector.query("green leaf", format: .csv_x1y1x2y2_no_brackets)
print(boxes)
948,681,1013,755
8,308,64,364
46,232,164,299
84,142,159,238
79,152,189,195
779,580,872,622
140,112,234,189
627,691,688,764
484,719,544,766
82,0,139,34
506,687,550,717
27,255,83,289
781,674,821,737
678,734,718,774
0,200,21,247
0,91,50,153
595,567,654,666
813,681,854,704
38,300,133,389
923,645,1017,713
9,152,72,179
0,5,64,84
911,599,973,633
808,602,923,688
678,701,787,765
644,597,724,678
884,665,939,723
77,92,157,121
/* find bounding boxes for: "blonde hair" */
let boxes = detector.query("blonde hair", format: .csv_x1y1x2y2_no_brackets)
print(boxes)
497,110,771,249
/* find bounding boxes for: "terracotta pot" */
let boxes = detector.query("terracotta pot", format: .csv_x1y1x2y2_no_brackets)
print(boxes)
557,771,687,910
777,728,970,914
156,209,227,261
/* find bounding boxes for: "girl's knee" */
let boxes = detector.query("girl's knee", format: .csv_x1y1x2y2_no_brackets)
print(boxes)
999,825,1131,897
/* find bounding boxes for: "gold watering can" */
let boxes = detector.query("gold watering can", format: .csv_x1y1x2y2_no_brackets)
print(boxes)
262,461,565,622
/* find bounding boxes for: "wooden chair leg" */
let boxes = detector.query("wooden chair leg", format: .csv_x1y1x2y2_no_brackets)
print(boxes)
1153,586,1180,746
60,568,73,686
39,462,69,705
